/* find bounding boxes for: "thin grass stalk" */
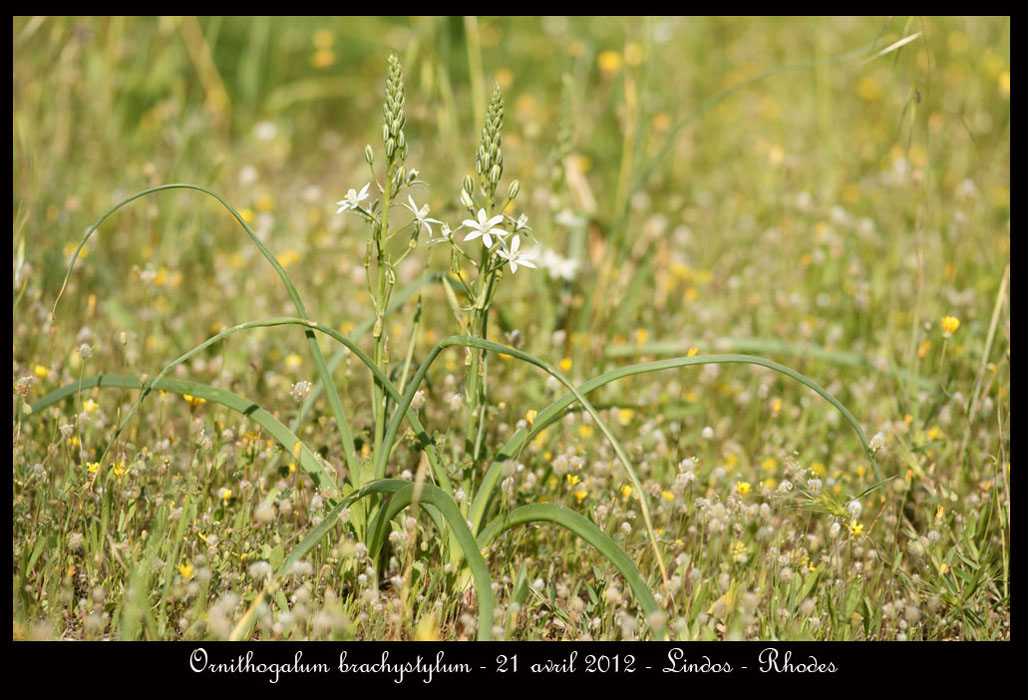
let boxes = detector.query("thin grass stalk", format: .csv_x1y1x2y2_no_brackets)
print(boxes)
469,352,883,535
476,503,664,636
50,183,362,481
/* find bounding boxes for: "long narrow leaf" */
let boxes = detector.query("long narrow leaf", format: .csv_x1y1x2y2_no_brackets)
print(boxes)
30,375,337,493
477,503,665,638
51,184,361,480
470,353,882,534
378,335,671,589
268,479,495,641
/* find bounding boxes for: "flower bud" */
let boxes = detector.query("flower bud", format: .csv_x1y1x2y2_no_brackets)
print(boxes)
364,145,374,165
463,174,475,194
507,180,520,201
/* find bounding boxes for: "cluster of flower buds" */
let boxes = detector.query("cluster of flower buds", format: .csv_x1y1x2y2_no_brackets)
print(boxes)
475,85,505,200
383,53,407,164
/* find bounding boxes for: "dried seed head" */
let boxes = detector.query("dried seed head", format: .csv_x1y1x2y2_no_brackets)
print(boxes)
291,380,312,404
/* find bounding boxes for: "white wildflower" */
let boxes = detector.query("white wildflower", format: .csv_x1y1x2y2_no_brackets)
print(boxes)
462,208,508,248
401,195,443,238
336,183,371,213
496,235,536,274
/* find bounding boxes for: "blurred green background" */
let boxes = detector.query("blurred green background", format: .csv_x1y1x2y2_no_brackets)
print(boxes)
13,16,1010,399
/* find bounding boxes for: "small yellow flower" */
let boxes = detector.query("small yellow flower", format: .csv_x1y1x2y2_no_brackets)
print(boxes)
935,505,944,524
620,484,633,500
761,457,777,473
810,461,826,477
312,48,335,68
86,461,100,474
652,112,672,132
84,398,100,413
526,409,538,426
661,490,675,501
635,328,648,345
183,394,206,407
617,408,635,426
179,563,193,580
687,347,698,357
33,364,50,379
559,357,573,372
574,490,587,503
566,474,581,486
313,29,334,49
597,49,623,75
857,76,883,101
848,520,864,537
495,67,514,89
941,316,960,336
284,353,303,368
731,541,747,562
278,249,300,268
736,481,752,496
220,488,232,504
918,339,932,359
112,461,127,480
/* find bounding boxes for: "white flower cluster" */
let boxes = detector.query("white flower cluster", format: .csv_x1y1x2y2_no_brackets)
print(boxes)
460,208,536,274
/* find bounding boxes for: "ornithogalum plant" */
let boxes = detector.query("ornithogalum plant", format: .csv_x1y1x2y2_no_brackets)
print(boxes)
34,53,885,641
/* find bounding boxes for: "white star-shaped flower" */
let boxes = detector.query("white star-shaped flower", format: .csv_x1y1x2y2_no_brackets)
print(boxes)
336,183,370,213
496,235,536,274
463,208,508,248
401,195,443,238
510,213,532,234
427,222,454,246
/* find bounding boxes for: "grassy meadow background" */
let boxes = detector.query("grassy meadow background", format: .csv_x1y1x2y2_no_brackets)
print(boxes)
12,16,1010,641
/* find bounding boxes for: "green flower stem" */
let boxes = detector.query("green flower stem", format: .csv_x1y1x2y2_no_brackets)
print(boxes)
371,160,395,473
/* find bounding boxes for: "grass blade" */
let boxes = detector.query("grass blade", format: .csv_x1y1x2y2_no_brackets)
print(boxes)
238,479,496,641
477,503,665,638
51,184,362,483
378,335,672,590
30,374,338,494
